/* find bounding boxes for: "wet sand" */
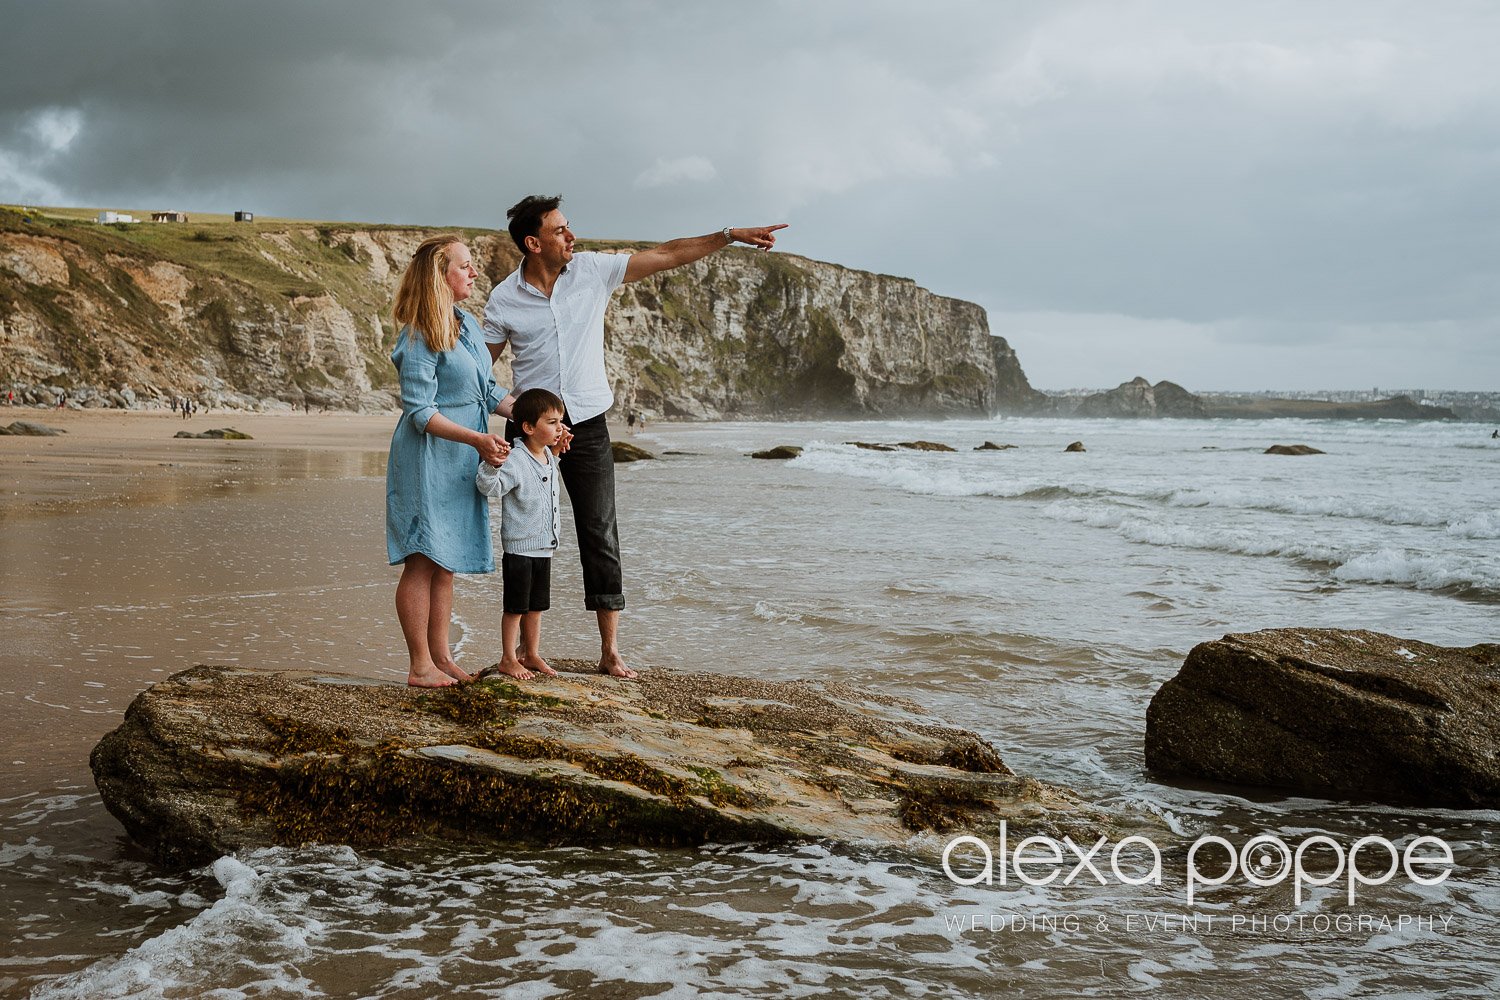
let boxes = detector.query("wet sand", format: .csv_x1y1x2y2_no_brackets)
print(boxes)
0,409,396,519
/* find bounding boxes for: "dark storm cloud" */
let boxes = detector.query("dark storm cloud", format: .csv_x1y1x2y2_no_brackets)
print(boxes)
2,0,1496,389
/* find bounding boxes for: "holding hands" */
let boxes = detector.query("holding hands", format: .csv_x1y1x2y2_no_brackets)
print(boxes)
477,432,510,467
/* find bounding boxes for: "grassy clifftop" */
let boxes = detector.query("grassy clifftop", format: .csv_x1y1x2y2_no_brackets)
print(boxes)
1,206,1030,417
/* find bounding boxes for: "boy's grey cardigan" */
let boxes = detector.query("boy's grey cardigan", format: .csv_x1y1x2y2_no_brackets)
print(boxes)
474,442,560,556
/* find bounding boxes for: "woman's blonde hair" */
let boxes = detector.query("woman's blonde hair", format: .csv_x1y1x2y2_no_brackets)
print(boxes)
393,234,466,352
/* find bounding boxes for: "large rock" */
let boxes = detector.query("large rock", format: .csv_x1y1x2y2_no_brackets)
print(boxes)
1146,629,1500,808
92,663,1117,867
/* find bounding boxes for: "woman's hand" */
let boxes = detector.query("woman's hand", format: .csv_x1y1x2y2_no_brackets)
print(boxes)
476,433,510,467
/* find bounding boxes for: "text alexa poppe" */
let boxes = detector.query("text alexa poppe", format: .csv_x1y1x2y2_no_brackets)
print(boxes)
940,822,1454,905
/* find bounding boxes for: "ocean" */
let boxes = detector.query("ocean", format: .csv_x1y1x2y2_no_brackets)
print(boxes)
2,416,1497,998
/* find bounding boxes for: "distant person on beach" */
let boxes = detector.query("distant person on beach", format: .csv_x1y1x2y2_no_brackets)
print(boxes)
484,194,786,679
387,235,514,688
475,387,565,681
171,398,178,414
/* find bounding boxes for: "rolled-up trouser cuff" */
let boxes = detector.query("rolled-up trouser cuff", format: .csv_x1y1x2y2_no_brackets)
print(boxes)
585,593,626,612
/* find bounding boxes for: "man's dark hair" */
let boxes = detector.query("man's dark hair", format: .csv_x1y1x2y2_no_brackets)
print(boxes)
507,195,562,254
513,387,565,430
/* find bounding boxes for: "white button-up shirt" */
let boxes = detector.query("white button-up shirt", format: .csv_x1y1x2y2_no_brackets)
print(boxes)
482,251,629,423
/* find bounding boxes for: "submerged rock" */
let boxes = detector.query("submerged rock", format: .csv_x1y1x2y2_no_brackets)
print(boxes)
975,442,1017,451
1145,628,1500,808
610,441,655,462
1264,444,1324,455
897,441,956,452
845,441,897,451
751,445,802,459
0,420,66,436
1064,441,1086,453
173,428,253,440
92,663,1116,867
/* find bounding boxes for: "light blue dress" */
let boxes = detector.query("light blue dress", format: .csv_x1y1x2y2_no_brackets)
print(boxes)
386,310,506,573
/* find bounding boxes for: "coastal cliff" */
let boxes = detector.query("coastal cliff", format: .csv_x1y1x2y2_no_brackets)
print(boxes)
0,209,1042,417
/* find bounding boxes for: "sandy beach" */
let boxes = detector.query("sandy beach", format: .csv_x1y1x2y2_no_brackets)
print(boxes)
0,409,398,520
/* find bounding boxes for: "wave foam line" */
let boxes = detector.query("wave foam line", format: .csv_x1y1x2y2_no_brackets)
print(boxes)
1045,501,1500,597
1167,487,1498,538
31,856,322,1000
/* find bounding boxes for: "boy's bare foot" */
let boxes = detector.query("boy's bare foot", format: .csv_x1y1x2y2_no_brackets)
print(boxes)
407,666,458,688
434,658,473,683
599,651,638,679
493,657,534,681
518,652,557,677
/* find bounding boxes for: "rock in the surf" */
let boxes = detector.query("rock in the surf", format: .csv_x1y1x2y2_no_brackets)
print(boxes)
1145,628,1500,808
611,441,655,462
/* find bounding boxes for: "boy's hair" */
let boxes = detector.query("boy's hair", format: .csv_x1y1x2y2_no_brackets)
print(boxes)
507,195,563,254
513,387,565,431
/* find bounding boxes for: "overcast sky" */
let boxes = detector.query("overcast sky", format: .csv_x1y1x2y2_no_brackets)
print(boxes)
3,1,1496,391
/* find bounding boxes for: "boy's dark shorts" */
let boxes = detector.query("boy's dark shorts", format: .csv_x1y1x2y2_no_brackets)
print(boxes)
502,553,551,613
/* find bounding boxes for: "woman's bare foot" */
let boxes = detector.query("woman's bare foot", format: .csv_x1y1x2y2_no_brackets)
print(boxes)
434,658,473,683
518,652,557,677
407,665,458,688
598,650,638,679
493,657,534,681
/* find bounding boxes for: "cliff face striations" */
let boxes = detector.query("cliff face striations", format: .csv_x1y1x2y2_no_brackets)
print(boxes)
0,210,1042,417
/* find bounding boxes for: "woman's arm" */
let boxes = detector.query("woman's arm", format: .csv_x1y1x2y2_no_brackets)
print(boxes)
424,412,508,466
398,332,508,465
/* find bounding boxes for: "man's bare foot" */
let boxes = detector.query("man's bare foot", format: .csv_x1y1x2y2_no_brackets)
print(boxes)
493,657,534,681
598,651,638,679
407,666,458,688
518,652,557,677
434,658,473,683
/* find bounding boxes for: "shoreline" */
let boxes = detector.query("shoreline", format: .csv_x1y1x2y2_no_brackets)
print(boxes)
0,409,396,520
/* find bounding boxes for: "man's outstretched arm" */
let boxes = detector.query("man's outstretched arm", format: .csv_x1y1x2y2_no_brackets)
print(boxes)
623,224,788,284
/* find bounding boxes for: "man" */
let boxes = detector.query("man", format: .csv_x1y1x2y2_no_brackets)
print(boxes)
484,195,786,679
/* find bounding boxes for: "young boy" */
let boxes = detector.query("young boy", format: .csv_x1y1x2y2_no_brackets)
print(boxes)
476,388,565,680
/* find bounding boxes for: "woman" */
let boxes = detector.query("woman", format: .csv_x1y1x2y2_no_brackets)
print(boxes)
387,235,512,687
